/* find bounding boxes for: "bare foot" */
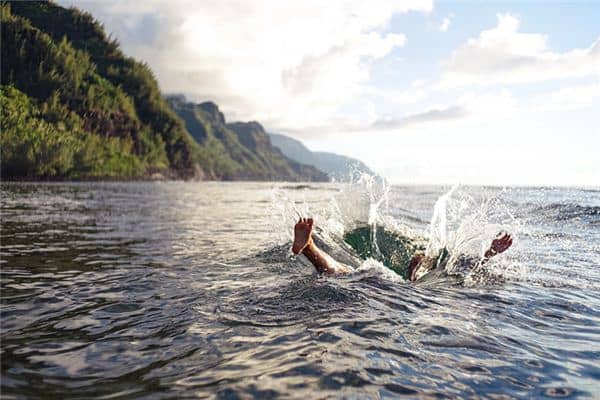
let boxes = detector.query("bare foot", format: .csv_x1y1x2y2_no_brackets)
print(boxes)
485,232,513,258
292,218,313,254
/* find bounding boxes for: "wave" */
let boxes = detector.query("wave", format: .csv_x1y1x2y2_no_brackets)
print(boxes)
531,203,600,223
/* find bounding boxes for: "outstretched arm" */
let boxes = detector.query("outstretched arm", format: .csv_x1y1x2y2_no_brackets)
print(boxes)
292,218,351,274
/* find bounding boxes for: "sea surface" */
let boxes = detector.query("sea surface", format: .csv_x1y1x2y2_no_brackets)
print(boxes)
1,181,599,399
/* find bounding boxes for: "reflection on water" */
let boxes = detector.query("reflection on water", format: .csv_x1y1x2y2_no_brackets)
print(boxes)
1,182,599,399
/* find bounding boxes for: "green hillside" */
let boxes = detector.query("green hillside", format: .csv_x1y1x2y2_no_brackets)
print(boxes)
1,1,327,181
167,95,327,181
1,1,198,178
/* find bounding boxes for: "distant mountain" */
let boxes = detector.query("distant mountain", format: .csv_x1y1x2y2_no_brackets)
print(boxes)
167,95,328,181
269,133,375,181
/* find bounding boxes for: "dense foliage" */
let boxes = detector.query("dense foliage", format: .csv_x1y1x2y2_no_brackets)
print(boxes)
1,1,326,181
1,1,191,178
1,85,143,178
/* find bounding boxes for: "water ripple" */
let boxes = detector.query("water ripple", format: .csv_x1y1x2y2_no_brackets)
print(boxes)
1,182,598,399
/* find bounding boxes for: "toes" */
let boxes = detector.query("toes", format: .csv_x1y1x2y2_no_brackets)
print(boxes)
298,217,314,226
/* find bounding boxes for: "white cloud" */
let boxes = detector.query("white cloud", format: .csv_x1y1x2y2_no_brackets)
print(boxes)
371,105,467,130
367,89,517,131
362,83,428,105
533,82,600,112
459,89,518,118
439,14,453,32
58,0,432,132
440,13,600,88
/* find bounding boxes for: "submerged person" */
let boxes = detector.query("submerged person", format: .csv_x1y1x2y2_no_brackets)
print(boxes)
292,218,513,281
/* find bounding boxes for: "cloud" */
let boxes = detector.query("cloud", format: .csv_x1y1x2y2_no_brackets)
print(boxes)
440,13,600,88
438,14,453,32
58,0,433,132
362,83,428,105
458,88,518,117
261,103,466,138
274,104,468,137
371,105,467,129
533,82,600,112
276,88,516,137
367,88,517,131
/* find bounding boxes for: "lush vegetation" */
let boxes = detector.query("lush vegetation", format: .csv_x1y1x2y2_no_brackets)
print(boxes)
1,1,326,181
1,85,143,178
1,1,195,179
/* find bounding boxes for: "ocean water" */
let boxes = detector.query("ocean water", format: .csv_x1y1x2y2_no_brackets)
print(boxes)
1,181,599,399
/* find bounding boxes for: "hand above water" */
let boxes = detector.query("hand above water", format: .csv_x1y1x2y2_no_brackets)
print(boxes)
486,232,513,258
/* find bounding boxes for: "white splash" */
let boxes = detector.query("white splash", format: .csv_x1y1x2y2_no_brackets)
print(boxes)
426,185,458,257
269,173,525,284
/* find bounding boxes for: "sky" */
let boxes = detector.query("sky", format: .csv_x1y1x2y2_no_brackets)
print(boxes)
59,0,600,186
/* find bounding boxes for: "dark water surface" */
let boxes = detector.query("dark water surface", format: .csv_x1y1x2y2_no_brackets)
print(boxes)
1,182,599,399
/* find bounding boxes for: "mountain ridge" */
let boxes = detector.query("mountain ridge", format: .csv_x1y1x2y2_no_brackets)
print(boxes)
166,95,327,181
269,133,375,181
